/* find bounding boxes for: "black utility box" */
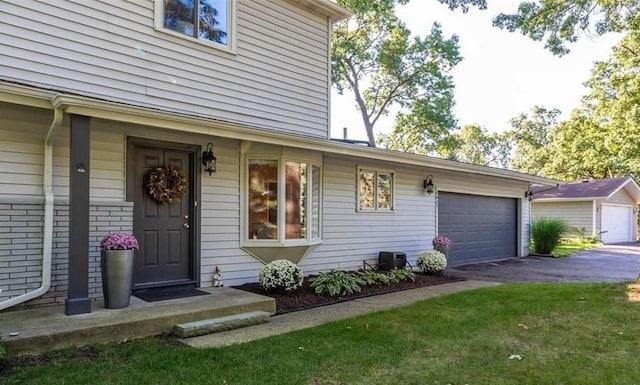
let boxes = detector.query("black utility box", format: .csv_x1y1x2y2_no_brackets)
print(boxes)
378,251,407,271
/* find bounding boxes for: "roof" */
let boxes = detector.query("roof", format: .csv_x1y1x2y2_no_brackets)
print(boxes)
532,177,640,203
0,81,557,185
287,0,351,21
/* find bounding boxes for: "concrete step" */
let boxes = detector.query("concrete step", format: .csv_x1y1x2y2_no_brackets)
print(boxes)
0,287,276,357
175,311,271,338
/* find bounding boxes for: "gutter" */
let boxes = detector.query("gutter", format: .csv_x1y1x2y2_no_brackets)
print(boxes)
0,108,62,310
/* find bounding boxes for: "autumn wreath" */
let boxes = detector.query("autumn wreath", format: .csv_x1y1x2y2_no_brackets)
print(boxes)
146,165,187,205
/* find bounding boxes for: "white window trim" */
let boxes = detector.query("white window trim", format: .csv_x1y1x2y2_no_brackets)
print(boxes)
357,167,396,212
241,155,322,247
154,0,238,54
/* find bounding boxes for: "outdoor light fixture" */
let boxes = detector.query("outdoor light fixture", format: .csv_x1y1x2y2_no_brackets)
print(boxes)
202,142,217,175
524,187,533,201
423,175,435,195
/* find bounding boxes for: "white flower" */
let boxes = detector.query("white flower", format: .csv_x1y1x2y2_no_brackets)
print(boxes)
416,250,447,273
259,259,304,292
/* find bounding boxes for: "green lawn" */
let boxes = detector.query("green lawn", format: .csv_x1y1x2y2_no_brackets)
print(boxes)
552,238,602,257
2,283,639,385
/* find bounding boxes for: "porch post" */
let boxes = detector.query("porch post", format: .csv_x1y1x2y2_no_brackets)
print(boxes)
65,114,92,315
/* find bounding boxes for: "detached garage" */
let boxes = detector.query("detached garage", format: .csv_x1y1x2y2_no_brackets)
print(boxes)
531,177,640,244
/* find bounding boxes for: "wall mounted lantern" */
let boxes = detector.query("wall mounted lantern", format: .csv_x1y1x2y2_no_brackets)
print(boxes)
423,175,435,195
524,187,533,201
202,142,217,175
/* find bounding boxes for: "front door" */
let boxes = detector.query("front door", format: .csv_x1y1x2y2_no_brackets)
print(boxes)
127,140,196,289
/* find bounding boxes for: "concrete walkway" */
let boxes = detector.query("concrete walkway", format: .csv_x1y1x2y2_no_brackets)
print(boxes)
181,280,500,348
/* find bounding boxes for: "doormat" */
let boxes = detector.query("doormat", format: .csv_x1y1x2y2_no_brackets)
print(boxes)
134,288,209,303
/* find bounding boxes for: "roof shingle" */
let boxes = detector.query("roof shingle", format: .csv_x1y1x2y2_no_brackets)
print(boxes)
531,177,631,199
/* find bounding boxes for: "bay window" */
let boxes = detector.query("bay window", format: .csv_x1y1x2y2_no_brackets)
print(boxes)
246,158,321,244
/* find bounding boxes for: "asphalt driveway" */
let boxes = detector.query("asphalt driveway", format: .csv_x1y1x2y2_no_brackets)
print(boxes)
445,243,640,283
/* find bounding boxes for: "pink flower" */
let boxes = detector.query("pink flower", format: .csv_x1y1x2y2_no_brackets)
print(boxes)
100,232,139,250
432,235,452,248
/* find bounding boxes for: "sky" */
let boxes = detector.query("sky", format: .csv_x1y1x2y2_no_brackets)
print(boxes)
330,0,622,140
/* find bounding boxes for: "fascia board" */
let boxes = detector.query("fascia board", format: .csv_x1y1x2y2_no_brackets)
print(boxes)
2,81,557,185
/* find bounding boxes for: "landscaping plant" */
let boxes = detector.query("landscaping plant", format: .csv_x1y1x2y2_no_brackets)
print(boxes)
356,268,416,286
388,267,416,283
258,260,304,292
311,270,365,297
0,333,5,360
357,270,392,286
530,217,569,255
416,250,447,273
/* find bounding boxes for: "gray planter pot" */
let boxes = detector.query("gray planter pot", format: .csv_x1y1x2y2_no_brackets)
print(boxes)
101,249,134,309
434,245,449,259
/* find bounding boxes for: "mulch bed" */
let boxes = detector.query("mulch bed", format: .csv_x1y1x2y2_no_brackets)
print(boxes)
234,273,466,314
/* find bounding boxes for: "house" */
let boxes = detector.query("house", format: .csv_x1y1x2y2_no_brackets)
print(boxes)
0,0,553,314
531,177,640,243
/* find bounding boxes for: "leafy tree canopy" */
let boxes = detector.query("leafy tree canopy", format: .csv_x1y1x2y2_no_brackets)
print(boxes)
440,124,511,168
508,106,561,176
440,0,637,55
333,0,461,147
493,0,639,56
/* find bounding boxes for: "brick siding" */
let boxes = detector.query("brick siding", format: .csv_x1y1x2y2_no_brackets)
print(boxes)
0,200,133,309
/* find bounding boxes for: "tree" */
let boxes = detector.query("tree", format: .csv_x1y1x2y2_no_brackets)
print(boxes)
492,0,640,56
434,1,638,56
508,106,560,175
332,0,461,147
545,31,640,179
439,124,511,168
542,112,616,179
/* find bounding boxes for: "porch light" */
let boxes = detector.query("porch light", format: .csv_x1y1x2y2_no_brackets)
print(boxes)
524,187,533,201
423,175,435,195
202,142,217,175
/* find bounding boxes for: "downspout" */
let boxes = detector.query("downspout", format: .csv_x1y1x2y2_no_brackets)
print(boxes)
0,108,62,310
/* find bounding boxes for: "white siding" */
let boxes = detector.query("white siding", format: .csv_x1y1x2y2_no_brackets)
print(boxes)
1,106,538,290
0,0,330,138
0,103,48,198
606,189,635,205
531,201,594,236
301,155,437,274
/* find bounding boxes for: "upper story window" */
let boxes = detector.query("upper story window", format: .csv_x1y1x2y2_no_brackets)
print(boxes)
156,0,236,51
246,158,322,245
358,168,395,212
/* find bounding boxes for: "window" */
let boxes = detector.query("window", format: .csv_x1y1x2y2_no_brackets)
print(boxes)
358,168,394,211
156,0,235,50
246,158,321,244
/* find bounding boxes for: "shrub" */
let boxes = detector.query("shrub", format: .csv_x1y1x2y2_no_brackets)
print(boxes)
416,250,447,273
258,260,304,292
357,270,392,285
530,217,569,255
311,270,365,297
389,267,416,282
0,333,4,360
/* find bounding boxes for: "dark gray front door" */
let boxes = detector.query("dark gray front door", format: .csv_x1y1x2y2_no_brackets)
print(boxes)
438,192,517,266
128,143,195,289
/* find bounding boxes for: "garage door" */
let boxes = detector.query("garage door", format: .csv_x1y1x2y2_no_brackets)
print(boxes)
438,192,518,266
601,205,632,243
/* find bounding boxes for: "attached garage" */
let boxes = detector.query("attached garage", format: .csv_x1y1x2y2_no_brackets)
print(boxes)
438,192,518,266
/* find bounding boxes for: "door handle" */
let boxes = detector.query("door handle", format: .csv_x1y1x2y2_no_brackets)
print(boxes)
183,223,190,229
